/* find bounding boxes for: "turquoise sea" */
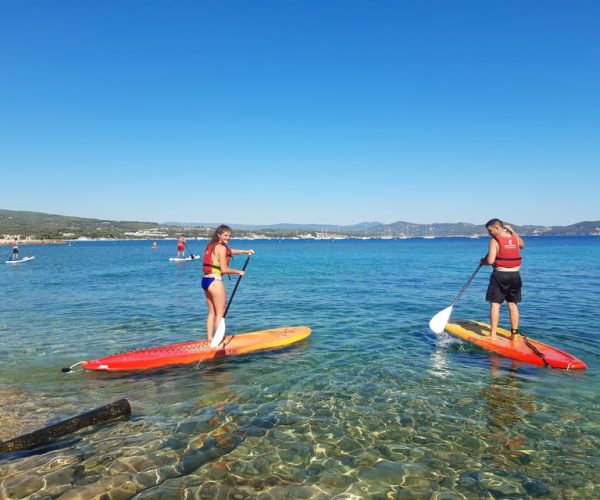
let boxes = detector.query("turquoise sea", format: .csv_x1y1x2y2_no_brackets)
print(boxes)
1,237,599,499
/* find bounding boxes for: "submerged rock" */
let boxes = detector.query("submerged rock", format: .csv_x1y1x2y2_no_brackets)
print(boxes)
523,479,552,497
358,460,406,484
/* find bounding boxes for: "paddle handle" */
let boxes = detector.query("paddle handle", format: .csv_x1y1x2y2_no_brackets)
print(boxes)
223,255,252,318
450,264,482,307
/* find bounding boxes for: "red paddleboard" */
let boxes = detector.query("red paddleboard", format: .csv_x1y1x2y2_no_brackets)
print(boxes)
445,320,586,370
81,326,311,371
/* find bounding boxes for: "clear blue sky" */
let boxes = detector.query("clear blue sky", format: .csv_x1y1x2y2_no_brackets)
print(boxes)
1,1,598,226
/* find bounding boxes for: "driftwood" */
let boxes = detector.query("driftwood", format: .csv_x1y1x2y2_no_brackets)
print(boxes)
0,399,131,455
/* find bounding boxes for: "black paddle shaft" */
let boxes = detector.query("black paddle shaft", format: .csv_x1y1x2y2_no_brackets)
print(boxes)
450,264,482,307
223,255,252,318
184,242,195,259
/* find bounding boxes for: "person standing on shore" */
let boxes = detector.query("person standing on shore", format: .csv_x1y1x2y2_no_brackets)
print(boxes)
176,235,185,258
201,225,253,342
10,238,19,261
480,219,525,339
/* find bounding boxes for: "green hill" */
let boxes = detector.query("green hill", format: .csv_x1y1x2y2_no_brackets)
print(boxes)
0,209,211,240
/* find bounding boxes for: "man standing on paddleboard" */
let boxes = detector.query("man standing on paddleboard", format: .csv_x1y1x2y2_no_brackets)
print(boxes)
480,219,525,339
11,238,19,261
202,225,254,343
176,235,186,258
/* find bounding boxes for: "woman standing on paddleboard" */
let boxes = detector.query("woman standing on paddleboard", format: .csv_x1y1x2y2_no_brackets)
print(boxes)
480,219,525,339
202,225,253,342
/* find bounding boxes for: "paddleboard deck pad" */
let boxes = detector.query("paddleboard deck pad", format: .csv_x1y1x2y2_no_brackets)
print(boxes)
169,256,200,262
5,256,35,264
445,320,586,369
81,326,312,371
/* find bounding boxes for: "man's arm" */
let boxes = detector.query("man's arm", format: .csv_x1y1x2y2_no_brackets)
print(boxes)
481,239,498,265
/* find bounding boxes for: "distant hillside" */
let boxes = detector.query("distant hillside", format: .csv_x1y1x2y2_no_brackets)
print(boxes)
0,209,214,240
1,209,599,240
166,219,600,237
164,221,385,232
541,221,600,236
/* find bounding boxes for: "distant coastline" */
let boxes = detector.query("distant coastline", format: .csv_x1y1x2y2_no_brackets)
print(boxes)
3,234,600,247
1,239,65,245
1,208,599,242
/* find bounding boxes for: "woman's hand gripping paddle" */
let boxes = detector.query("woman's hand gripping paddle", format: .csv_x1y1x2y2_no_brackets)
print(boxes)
210,254,252,348
429,264,482,334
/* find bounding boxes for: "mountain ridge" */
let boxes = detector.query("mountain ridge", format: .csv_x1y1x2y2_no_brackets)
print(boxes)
1,209,599,239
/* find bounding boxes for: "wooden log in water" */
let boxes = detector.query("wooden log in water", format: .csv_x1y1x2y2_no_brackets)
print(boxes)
0,399,131,455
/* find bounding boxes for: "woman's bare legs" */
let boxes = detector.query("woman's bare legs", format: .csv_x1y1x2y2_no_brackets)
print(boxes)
204,280,226,341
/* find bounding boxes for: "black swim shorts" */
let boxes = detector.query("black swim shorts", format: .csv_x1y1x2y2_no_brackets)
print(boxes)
486,270,522,304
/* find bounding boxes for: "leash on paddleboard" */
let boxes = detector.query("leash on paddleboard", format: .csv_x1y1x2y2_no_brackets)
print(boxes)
61,361,83,373
521,335,553,368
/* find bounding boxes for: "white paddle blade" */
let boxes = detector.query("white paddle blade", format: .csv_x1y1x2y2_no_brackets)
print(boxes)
429,306,453,334
210,319,226,348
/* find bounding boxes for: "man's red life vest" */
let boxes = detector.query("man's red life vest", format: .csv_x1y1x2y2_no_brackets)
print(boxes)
494,232,522,268
203,242,232,275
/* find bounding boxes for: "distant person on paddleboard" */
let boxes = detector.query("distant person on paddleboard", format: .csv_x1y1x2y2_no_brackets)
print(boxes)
202,225,254,342
11,238,19,261
480,219,525,339
176,235,185,258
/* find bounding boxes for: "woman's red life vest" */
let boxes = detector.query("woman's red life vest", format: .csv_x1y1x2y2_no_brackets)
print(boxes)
494,232,522,268
203,242,232,274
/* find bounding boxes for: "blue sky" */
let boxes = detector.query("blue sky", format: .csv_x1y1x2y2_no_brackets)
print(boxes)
1,1,598,226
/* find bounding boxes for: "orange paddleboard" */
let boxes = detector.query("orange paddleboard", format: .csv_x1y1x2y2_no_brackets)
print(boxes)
81,326,311,371
445,320,586,370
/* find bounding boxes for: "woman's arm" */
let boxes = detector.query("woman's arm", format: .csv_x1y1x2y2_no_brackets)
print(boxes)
215,245,244,275
231,248,254,256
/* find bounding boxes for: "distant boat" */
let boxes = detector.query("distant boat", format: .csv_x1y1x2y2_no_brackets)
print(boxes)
423,225,435,239
381,227,394,239
469,235,479,239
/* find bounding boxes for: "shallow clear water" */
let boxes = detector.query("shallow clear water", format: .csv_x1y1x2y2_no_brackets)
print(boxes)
1,238,599,498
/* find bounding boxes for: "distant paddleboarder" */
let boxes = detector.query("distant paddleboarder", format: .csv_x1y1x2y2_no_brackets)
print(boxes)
480,219,525,339
202,225,253,343
176,235,185,258
10,238,19,261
